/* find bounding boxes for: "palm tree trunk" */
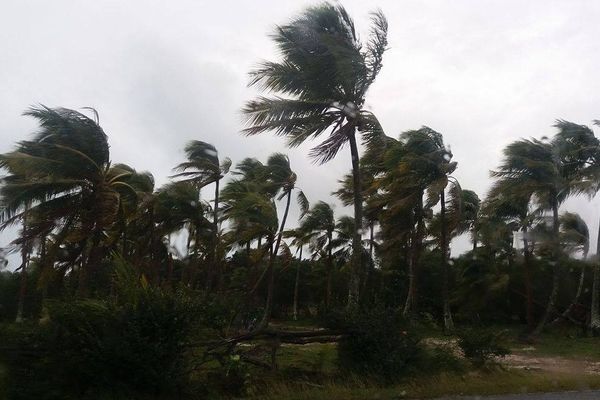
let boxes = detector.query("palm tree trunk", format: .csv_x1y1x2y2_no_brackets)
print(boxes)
213,178,222,291
403,194,424,319
347,131,362,308
260,190,292,328
326,232,333,309
293,246,302,321
362,221,375,298
15,242,30,323
440,189,454,332
77,229,103,298
522,227,535,330
532,200,561,336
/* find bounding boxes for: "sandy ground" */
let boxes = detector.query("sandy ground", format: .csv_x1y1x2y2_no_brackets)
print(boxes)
503,352,600,375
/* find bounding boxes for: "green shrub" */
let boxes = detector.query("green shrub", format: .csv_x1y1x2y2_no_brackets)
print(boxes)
335,307,424,382
457,327,511,367
0,287,201,399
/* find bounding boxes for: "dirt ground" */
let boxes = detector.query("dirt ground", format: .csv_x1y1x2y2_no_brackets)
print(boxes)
504,350,600,375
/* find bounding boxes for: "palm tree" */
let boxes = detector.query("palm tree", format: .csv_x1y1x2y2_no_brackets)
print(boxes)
484,186,536,329
173,141,231,290
243,3,389,307
154,181,212,285
300,202,336,308
222,156,308,328
333,167,381,297
284,227,312,320
552,120,600,332
375,127,453,319
492,137,572,336
0,106,139,297
266,153,309,265
553,212,589,324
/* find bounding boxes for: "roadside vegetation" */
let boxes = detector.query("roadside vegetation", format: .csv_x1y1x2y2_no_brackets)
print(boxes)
1,2,600,399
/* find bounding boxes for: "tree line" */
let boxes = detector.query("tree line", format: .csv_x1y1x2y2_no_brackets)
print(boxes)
1,2,599,342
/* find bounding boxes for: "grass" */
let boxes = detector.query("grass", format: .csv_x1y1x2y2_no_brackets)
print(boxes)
259,370,600,400
277,343,337,374
503,325,600,360
517,335,600,360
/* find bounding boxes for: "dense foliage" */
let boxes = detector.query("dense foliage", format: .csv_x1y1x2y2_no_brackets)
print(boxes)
0,2,599,398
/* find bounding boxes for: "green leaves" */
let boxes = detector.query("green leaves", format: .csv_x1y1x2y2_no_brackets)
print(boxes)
244,3,389,165
172,140,225,187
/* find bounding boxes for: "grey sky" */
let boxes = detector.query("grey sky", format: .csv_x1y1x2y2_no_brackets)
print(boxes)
1,0,600,268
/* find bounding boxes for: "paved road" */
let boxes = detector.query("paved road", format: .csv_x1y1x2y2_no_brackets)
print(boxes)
435,391,600,399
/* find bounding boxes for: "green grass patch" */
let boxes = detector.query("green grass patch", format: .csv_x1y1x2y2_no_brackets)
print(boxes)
516,335,600,360
258,370,600,400
277,343,337,375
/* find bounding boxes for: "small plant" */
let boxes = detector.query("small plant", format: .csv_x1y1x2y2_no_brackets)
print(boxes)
457,327,511,367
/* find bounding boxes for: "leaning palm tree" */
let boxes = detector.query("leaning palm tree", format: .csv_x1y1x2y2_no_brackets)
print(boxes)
0,106,138,297
173,141,231,290
266,153,309,263
243,3,389,307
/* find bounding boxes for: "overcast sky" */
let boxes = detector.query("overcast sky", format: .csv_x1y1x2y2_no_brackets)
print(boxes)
1,0,600,268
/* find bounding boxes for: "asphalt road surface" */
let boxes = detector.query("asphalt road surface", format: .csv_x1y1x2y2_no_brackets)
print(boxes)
434,391,600,399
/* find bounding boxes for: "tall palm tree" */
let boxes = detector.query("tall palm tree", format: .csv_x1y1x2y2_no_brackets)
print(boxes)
376,127,452,319
243,3,389,307
492,137,572,336
0,106,138,297
173,141,231,290
222,176,279,328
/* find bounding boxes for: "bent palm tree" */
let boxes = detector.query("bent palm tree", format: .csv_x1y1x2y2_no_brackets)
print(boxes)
173,140,231,290
243,3,388,307
0,106,137,297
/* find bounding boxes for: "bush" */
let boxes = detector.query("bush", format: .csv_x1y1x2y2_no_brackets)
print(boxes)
335,307,424,382
457,327,511,367
0,287,201,400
